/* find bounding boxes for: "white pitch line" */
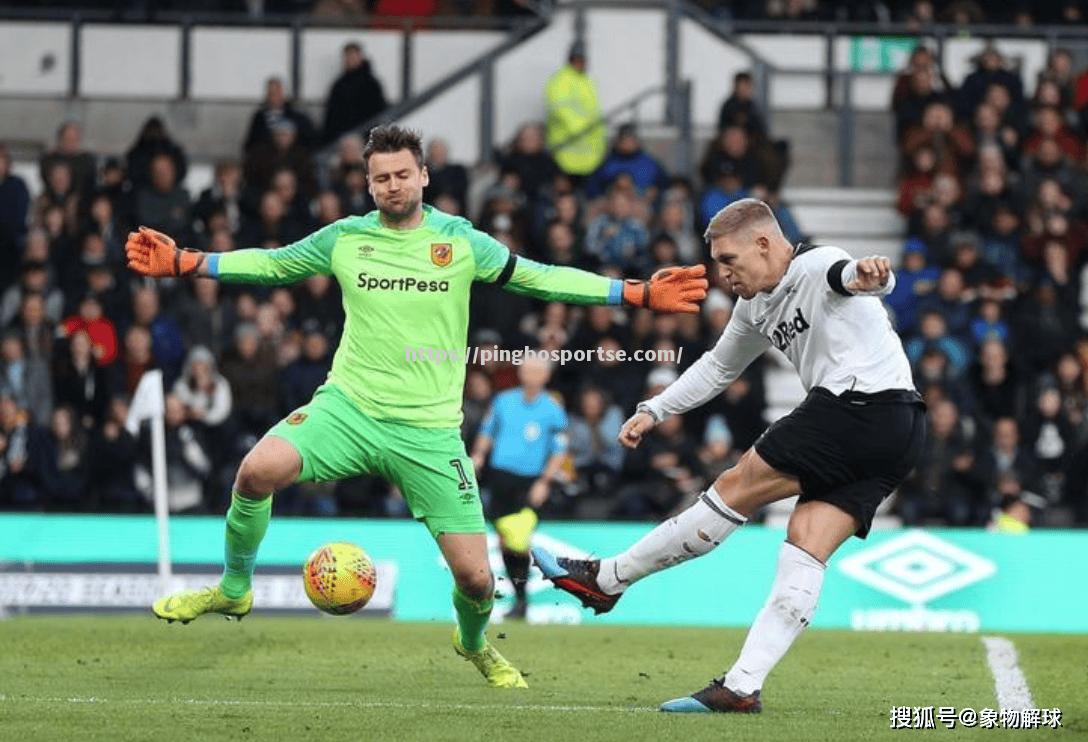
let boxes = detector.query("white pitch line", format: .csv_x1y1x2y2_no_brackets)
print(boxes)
0,694,656,714
981,636,1036,711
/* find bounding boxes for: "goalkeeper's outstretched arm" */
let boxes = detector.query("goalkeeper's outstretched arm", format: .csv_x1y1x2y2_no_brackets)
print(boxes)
468,229,708,313
126,223,338,285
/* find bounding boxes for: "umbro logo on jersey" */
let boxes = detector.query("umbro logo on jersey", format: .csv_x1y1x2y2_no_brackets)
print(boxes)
357,245,375,259
770,307,810,352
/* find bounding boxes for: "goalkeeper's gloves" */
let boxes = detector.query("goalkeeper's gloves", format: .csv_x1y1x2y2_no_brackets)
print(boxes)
621,264,708,313
125,226,205,278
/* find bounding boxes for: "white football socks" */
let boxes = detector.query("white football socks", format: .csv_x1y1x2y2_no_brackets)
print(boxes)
722,541,826,695
596,486,746,595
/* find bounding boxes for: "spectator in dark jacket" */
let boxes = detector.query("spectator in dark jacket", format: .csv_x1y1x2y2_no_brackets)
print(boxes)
322,42,388,145
585,124,670,199
244,77,317,153
423,139,469,214
718,71,767,138
898,399,986,526
53,329,111,428
125,116,188,192
244,117,318,202
0,144,29,289
133,153,191,241
956,46,1025,122
280,326,331,413
38,121,97,197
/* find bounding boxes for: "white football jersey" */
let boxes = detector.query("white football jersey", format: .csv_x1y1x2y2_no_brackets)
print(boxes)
641,244,916,421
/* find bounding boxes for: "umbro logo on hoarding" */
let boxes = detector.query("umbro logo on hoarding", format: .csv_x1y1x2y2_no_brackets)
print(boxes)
838,531,996,605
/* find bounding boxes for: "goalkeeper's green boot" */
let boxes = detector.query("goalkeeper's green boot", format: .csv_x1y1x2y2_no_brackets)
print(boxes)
152,585,253,624
452,630,529,688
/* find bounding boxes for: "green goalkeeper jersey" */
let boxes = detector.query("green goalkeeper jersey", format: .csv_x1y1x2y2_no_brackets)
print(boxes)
207,206,623,428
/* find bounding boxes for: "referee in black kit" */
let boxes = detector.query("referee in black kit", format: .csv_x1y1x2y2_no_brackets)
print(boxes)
533,197,926,714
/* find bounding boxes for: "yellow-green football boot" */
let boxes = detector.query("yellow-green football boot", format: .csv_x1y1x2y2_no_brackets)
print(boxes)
152,585,253,624
452,629,529,688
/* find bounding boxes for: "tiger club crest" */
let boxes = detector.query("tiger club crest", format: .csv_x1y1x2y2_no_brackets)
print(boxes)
430,243,453,267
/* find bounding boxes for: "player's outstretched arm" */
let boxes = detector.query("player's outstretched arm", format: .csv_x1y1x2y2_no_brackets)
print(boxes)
827,255,897,296
126,223,337,286
469,228,706,311
490,255,708,313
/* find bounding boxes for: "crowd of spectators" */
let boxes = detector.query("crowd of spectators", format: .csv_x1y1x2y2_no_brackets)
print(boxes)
891,44,1088,527
9,1,1088,27
0,39,794,522
1,30,1086,530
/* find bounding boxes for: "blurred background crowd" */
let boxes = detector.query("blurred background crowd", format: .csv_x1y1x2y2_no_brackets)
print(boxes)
1,8,1087,531
8,1,1088,26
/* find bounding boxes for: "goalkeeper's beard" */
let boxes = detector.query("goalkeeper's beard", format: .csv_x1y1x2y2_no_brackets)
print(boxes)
377,194,422,225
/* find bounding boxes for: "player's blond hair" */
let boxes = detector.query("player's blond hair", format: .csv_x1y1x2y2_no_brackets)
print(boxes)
703,198,780,242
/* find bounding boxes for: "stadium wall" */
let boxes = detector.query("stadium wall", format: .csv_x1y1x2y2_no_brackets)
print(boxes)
0,11,1054,165
1,514,1083,634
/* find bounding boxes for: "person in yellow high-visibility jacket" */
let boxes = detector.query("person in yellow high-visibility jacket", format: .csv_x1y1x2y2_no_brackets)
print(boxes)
546,42,607,177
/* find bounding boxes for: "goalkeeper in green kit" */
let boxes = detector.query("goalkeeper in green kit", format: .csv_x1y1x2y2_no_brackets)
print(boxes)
127,125,707,688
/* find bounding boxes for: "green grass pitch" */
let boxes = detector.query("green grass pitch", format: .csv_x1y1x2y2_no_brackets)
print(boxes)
1,616,1084,741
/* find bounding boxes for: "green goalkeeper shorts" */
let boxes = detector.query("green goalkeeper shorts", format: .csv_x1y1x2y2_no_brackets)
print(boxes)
265,383,483,539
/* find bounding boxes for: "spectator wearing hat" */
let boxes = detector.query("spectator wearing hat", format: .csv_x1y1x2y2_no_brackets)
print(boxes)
322,42,388,146
244,115,318,202
585,124,670,199
886,238,940,333
545,41,607,179
698,414,739,483
906,310,971,377
699,161,751,229
125,116,188,192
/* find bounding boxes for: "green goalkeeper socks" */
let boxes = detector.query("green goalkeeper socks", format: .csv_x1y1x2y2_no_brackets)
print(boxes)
219,492,273,599
453,585,493,652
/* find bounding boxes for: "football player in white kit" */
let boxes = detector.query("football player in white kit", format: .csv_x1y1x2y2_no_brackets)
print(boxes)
533,198,927,713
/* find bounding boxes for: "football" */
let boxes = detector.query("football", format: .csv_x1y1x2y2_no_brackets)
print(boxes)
303,542,377,615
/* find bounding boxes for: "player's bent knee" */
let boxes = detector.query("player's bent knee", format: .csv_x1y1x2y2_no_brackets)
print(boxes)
235,439,302,495
453,567,493,600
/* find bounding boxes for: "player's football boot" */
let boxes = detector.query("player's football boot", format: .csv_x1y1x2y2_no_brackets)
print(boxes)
659,677,763,713
530,546,619,615
152,585,253,624
452,630,529,688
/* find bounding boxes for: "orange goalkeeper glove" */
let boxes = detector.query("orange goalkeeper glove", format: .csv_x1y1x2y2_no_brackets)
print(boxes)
622,264,709,313
125,226,205,278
